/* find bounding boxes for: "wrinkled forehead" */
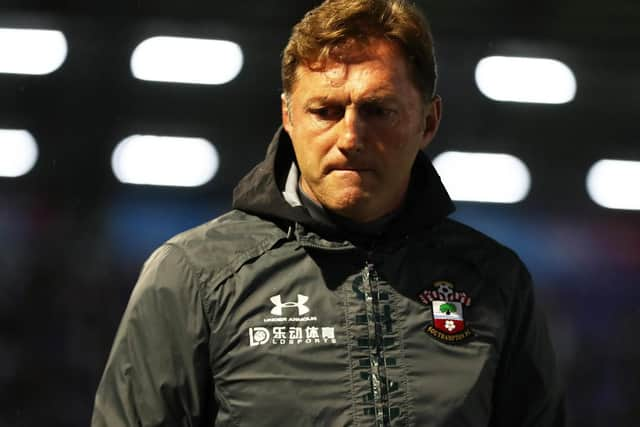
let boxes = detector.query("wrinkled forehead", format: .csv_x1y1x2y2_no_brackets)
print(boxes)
308,36,405,70
292,38,411,91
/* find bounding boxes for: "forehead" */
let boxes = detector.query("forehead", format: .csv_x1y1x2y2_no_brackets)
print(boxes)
291,39,416,100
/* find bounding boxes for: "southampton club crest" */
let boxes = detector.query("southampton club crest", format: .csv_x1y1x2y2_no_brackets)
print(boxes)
419,281,473,343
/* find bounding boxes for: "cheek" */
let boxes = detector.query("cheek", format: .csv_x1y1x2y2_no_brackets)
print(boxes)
302,134,333,159
379,138,423,172
293,140,324,177
378,131,417,154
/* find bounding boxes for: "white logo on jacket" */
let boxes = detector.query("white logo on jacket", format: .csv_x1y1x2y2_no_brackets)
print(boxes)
247,294,337,347
249,327,270,346
270,294,310,316
248,326,336,346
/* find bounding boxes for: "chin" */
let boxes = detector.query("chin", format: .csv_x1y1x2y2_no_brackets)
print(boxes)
323,189,370,214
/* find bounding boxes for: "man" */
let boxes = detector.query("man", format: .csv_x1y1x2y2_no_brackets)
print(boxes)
93,0,565,426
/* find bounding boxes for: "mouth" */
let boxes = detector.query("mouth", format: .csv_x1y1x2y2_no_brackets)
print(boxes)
328,165,371,173
329,168,371,177
328,168,374,182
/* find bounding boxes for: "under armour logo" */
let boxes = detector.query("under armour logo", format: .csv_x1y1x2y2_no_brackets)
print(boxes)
270,294,310,316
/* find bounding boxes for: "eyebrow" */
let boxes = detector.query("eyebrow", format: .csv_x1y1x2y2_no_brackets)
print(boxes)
357,93,397,105
303,97,331,110
302,92,398,109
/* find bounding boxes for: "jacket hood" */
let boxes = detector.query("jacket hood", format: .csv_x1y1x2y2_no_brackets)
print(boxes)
232,126,455,236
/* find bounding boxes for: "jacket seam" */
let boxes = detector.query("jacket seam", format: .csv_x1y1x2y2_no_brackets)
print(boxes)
164,242,206,277
160,243,216,425
396,295,413,427
343,283,360,427
164,241,248,427
211,236,282,284
212,384,242,427
195,234,288,327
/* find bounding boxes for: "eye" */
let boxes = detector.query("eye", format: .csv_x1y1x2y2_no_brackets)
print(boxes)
360,103,394,119
309,105,344,121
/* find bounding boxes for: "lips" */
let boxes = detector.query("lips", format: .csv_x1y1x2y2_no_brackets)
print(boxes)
327,164,371,173
328,169,372,179
322,158,375,176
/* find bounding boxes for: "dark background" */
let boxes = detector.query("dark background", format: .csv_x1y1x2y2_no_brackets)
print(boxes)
1,0,639,425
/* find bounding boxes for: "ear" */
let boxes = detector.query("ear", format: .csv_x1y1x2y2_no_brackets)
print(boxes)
281,93,292,134
419,95,442,149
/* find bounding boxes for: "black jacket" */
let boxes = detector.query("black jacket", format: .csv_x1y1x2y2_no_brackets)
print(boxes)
92,128,565,426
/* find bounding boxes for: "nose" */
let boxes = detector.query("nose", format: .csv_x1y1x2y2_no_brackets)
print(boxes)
337,106,365,154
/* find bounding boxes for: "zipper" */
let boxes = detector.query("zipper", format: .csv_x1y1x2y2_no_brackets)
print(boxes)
362,260,392,427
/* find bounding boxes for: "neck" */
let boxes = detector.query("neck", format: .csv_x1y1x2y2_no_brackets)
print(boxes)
297,182,401,236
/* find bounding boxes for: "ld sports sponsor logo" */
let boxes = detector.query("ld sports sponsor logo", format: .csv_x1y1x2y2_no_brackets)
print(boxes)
248,294,338,347
249,326,337,346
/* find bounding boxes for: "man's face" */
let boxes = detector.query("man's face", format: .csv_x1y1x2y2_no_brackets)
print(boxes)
282,38,441,223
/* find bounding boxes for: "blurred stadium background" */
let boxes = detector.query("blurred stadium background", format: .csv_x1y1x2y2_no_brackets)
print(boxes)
0,0,639,425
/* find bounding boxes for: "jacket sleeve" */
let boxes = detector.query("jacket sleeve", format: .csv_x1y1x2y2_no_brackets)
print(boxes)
489,259,566,427
92,244,214,427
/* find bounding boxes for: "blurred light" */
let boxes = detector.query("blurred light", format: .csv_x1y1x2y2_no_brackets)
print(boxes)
433,151,530,203
112,135,219,187
130,36,243,85
586,159,640,210
475,56,576,104
0,129,39,177
0,28,67,75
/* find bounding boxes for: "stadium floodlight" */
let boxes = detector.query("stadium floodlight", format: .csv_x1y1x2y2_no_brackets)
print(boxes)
112,135,219,187
587,159,640,211
0,129,39,177
131,36,243,85
0,28,67,75
475,56,576,104
433,151,531,203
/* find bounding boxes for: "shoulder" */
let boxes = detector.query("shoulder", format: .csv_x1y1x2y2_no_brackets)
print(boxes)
433,217,523,264
129,210,287,306
429,218,531,292
162,209,288,279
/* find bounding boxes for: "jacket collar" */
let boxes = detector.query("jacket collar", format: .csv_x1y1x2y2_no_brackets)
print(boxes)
232,126,455,239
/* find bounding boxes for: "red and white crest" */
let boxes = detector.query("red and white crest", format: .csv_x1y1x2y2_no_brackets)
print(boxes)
431,301,466,334
419,281,473,343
